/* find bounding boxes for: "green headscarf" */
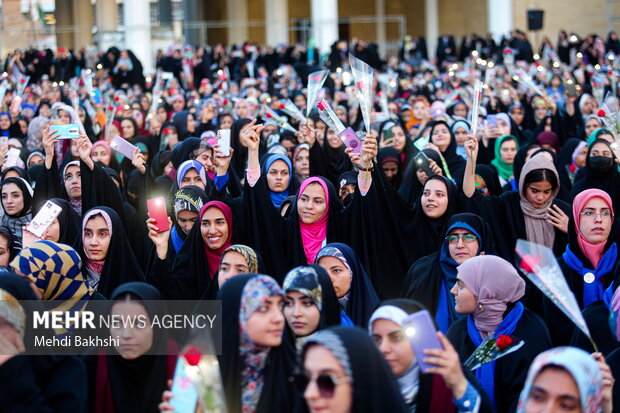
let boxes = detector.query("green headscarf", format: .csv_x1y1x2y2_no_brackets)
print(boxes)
491,135,519,181
587,128,614,147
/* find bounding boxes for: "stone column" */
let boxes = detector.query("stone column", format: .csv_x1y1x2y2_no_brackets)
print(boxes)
124,0,152,72
311,0,339,55
265,0,289,45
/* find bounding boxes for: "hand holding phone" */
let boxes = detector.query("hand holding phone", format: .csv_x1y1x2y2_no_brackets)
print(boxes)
49,124,80,139
110,135,138,160
169,358,199,413
402,310,444,373
147,196,170,232
27,200,62,238
217,129,231,156
413,152,435,177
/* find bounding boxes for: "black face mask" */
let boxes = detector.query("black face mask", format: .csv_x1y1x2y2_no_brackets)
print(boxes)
589,156,615,174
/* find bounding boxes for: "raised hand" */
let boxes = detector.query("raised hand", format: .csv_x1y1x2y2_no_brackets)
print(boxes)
213,143,234,176
423,331,469,399
547,204,568,234
243,119,264,152
42,125,60,168
131,147,147,174
147,217,172,260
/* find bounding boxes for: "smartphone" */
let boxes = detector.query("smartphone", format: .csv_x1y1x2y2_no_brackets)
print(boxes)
27,200,62,238
413,137,430,151
147,196,170,232
565,82,577,97
382,127,393,143
0,137,8,147
161,72,174,80
339,127,362,154
217,129,231,156
5,148,21,168
401,310,444,373
49,124,80,139
110,135,137,160
413,151,435,177
9,96,21,114
486,114,498,128
169,358,199,413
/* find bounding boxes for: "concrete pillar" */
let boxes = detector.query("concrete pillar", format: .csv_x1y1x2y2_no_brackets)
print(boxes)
425,0,438,59
183,0,200,46
227,0,248,45
265,0,289,45
124,0,152,72
72,0,93,49
311,0,338,55
55,0,74,49
487,0,513,43
159,0,173,27
375,0,386,59
95,0,118,51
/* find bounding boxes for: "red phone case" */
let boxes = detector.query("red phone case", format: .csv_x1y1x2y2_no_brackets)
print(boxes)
147,197,170,232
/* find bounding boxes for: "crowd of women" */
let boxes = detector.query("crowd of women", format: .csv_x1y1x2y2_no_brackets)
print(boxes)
2,31,620,413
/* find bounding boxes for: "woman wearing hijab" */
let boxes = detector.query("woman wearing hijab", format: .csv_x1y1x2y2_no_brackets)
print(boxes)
169,185,208,256
544,189,620,347
91,140,121,173
377,147,404,189
293,143,311,185
451,120,471,160
176,159,207,190
32,198,81,246
0,273,88,412
171,110,196,141
517,347,611,413
216,274,295,412
571,139,620,212
298,326,408,413
283,265,345,349
147,200,236,299
85,282,178,413
369,299,494,413
464,138,571,262
489,135,519,190
378,121,414,173
0,226,21,270
558,138,588,192
536,130,561,153
447,255,553,412
307,126,354,189
428,120,466,183
315,242,380,327
0,176,32,241
397,148,445,206
404,213,491,333
262,153,296,209
229,118,254,180
80,207,144,298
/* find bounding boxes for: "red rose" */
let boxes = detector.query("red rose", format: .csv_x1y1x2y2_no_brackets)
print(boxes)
503,48,512,54
520,253,541,273
266,113,272,118
609,71,614,76
598,109,607,117
279,103,285,109
570,164,577,173
108,106,114,111
19,78,25,83
183,346,201,366
495,335,512,350
114,96,120,102
163,128,169,135
223,99,229,105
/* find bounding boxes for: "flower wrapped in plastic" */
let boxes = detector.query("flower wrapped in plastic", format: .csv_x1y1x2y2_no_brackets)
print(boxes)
464,334,524,370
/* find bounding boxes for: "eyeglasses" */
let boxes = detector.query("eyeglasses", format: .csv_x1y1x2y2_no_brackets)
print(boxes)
293,372,351,398
445,233,478,244
579,210,614,220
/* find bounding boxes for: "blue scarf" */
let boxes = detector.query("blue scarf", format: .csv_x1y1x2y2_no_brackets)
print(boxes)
563,243,618,308
170,226,184,254
466,301,524,409
436,222,481,332
263,154,293,209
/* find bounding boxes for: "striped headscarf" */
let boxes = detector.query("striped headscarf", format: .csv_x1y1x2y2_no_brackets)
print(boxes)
221,244,258,273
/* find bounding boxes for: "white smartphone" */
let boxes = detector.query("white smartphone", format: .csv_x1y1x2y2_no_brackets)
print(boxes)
110,135,137,160
27,200,62,238
0,137,8,147
5,148,21,168
217,129,231,157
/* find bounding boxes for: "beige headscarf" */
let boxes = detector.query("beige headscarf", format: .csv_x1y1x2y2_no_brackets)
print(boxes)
518,154,560,248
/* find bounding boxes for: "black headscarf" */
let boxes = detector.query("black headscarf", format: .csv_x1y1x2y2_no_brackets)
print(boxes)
79,206,145,298
428,120,466,182
171,110,193,140
378,146,404,189
150,149,171,178
300,326,408,413
398,148,443,206
217,274,295,413
1,166,28,181
96,282,176,413
230,118,253,179
170,137,201,169
0,177,33,240
0,226,21,264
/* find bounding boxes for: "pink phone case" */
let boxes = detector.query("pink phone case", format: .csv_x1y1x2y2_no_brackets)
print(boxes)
339,127,362,154
111,136,137,159
402,310,443,373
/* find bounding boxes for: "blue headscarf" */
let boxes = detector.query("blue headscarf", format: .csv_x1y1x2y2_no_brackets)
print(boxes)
176,160,206,187
0,112,10,136
262,154,293,209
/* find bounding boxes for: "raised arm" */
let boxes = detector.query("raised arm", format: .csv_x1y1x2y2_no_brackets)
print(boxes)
463,134,478,198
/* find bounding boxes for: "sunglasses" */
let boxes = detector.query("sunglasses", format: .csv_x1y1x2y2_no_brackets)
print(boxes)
293,372,350,398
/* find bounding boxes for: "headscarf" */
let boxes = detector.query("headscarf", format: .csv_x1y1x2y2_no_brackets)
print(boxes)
62,160,82,214
200,201,234,278
457,255,525,334
0,287,25,338
10,240,92,316
301,327,408,413
537,131,561,152
428,120,466,179
516,347,603,413
33,198,81,246
316,243,380,327
451,120,471,159
262,154,293,209
298,177,330,264
587,128,614,147
0,226,21,264
176,159,206,188
222,245,259,274
518,155,560,248
406,96,430,131
0,177,33,240
573,189,615,268
491,135,519,181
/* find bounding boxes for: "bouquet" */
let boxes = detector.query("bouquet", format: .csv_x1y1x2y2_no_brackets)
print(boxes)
349,53,374,134
278,99,306,124
306,70,329,118
262,106,296,132
464,334,524,370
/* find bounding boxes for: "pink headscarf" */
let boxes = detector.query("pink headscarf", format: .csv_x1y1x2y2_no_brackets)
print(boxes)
457,255,525,335
573,189,614,268
91,140,112,157
297,177,330,264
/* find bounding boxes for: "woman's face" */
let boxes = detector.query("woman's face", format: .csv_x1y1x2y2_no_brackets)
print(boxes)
156,107,168,121
453,103,467,118
524,180,554,209
132,110,144,128
575,145,588,168
284,290,320,337
303,344,353,413
57,109,71,124
510,108,524,126
39,105,51,118
381,161,399,181
431,124,451,152
186,113,196,133
109,123,120,138
219,115,233,129
454,127,468,146
497,118,511,136
585,118,602,137
523,367,581,413
447,228,480,265
70,139,80,158
1,183,24,216
246,294,285,347
449,277,478,314
266,159,290,193
372,318,415,376
421,179,449,219
500,139,518,164
64,165,82,200
294,149,311,177
83,215,111,261
326,129,343,149
535,105,548,121
92,146,111,166
28,154,43,167
121,119,135,139
413,101,428,120
180,168,204,189
0,235,9,267
297,183,327,225
0,114,10,130
18,119,27,135
217,251,249,287
110,301,153,360
42,218,60,243
416,168,430,186
391,126,407,152
579,197,613,245
200,207,229,250
317,255,351,298
172,98,184,112
591,141,614,158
